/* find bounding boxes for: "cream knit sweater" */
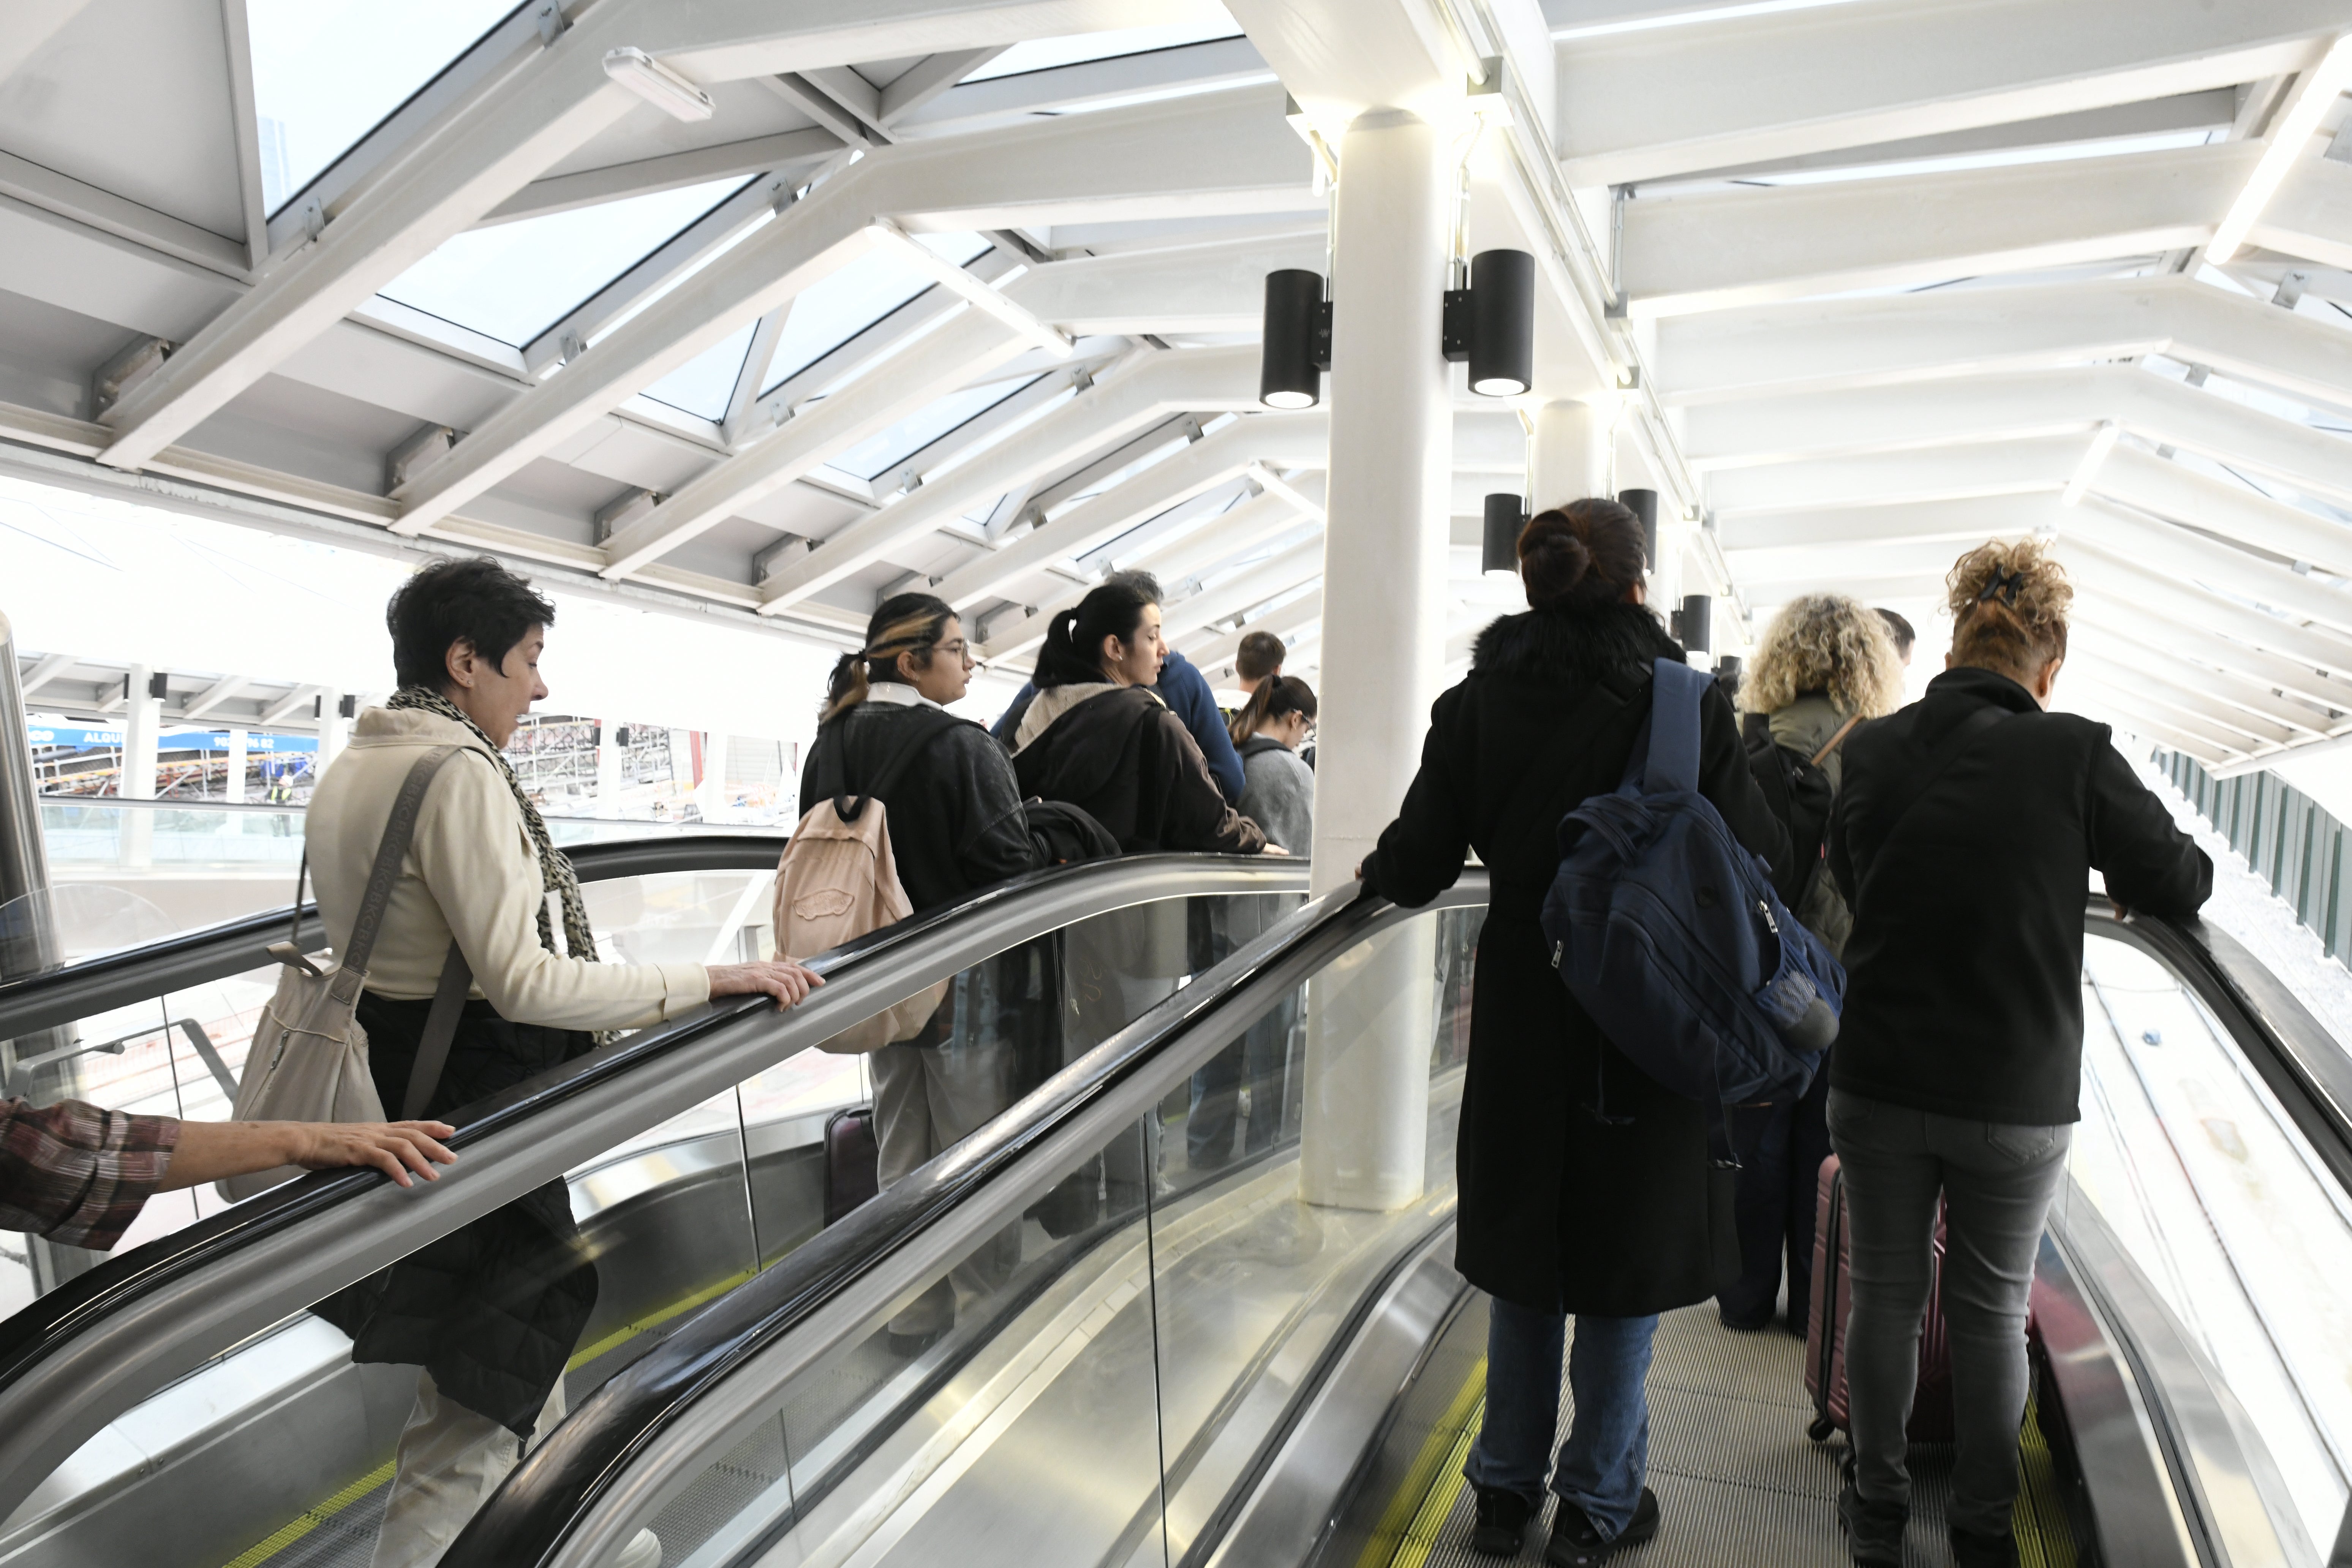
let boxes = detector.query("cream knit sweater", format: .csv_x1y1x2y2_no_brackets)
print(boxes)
305,707,709,1031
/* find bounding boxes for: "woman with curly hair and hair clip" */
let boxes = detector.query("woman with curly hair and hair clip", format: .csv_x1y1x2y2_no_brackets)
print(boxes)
1826,541,2210,1568
1720,595,1907,1334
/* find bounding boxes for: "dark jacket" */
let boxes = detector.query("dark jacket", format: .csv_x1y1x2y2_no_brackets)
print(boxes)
1014,684,1267,854
1362,602,1792,1315
992,649,1247,802
801,694,1038,914
1828,665,2211,1126
318,997,597,1438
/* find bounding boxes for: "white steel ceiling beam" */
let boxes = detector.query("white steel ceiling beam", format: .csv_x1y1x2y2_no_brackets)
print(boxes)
1157,536,1326,642
878,49,1007,125
177,673,248,722
2065,651,2310,744
758,344,1264,613
1183,585,1324,672
1010,230,1329,339
15,652,76,700
2091,444,2352,579
1620,142,2262,317
1715,493,2069,554
1683,365,2352,511
2058,534,2352,673
2068,625,2338,735
1555,0,2350,187
2064,669,2284,753
597,309,1037,579
482,130,846,226
2070,596,2352,714
2066,499,2352,637
0,0,101,82
1654,274,2352,411
390,89,1308,535
893,36,1272,139
96,0,1225,474
1706,436,2077,515
932,410,1328,611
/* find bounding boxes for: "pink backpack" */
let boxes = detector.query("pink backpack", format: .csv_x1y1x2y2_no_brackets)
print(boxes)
772,719,951,1052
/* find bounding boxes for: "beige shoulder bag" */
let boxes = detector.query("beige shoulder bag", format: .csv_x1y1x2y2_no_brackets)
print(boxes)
218,746,475,1200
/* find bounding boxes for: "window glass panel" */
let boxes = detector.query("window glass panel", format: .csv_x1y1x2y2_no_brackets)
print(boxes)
961,20,1244,81
247,0,519,213
825,375,1042,483
640,321,759,422
760,233,993,395
377,179,748,347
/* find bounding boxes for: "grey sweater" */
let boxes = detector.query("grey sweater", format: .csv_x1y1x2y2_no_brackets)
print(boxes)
1237,736,1315,853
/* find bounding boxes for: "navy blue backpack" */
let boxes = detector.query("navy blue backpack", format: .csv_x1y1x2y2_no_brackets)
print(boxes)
1541,658,1844,1162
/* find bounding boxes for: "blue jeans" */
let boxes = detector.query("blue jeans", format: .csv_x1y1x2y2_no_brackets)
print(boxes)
1465,1298,1658,1539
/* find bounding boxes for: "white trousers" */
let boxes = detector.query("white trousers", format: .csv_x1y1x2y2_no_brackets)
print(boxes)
370,1370,565,1568
871,1041,1020,1335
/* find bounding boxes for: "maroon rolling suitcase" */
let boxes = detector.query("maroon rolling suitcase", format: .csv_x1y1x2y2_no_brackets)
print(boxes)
823,1105,881,1226
1804,1154,1955,1443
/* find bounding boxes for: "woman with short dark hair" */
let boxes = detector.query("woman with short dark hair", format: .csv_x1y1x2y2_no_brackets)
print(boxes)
309,555,821,1568
1012,582,1270,855
1361,498,1791,1566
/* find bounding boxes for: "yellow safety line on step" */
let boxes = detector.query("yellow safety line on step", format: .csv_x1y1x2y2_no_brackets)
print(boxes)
2014,1388,2080,1568
1392,1413,1482,1568
566,1265,757,1372
218,1456,396,1568
1355,1358,1487,1568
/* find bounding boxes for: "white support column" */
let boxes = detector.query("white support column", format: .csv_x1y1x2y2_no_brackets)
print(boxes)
1299,107,1449,1213
596,722,624,820
224,729,249,804
120,666,158,868
316,690,351,779
698,730,732,824
1528,398,1615,511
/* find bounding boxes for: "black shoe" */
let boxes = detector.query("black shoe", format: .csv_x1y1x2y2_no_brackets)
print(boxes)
1950,1524,2018,1568
1469,1487,1534,1557
1543,1487,1659,1566
1717,1309,1774,1333
1836,1463,1907,1567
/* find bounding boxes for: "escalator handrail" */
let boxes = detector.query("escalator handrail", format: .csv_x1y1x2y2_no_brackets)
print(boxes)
443,873,1492,1568
0,834,793,1042
0,853,1306,1525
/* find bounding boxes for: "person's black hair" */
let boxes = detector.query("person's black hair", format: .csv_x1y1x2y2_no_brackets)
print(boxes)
1103,567,1163,605
1875,606,1916,654
387,556,556,691
1235,629,1286,684
1518,498,1645,612
822,593,957,721
1034,581,1154,689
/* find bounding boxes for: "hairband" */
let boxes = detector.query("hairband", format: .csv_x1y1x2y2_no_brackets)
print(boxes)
1976,566,2025,607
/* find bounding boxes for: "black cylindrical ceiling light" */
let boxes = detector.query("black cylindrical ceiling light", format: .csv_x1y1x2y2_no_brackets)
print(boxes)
1617,487,1658,571
1468,248,1535,397
1482,493,1526,577
1678,594,1713,654
1260,269,1328,409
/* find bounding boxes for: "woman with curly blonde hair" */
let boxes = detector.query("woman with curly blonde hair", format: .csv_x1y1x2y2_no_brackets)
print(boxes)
1718,595,1905,1340
1825,539,2209,1568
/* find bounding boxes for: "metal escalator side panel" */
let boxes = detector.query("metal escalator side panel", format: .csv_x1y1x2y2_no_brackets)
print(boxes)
0,857,1307,1533
440,877,1491,1568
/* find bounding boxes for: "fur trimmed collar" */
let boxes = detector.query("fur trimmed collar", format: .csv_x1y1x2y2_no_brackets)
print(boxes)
1469,601,1682,686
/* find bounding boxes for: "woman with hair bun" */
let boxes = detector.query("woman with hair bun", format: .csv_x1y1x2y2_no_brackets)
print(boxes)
1359,498,1792,1565
1826,539,2208,1568
1012,581,1270,855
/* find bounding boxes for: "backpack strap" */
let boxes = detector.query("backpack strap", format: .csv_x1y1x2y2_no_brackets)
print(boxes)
1643,658,1710,795
1851,701,2012,915
1810,714,1863,768
827,704,958,820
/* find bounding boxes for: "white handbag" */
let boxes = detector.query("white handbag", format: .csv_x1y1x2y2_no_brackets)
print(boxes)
218,746,474,1200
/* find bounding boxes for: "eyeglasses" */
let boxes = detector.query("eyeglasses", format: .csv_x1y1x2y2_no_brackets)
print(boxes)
934,639,972,661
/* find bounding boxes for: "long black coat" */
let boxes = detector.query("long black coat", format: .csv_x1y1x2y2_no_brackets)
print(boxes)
1362,603,1793,1316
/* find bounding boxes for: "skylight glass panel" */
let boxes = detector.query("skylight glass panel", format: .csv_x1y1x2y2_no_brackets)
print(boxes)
248,0,518,213
962,19,1243,81
760,233,992,395
639,321,757,423
378,179,747,348
830,375,1044,482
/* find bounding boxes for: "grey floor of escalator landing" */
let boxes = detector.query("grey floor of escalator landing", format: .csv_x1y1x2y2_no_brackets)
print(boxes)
1418,1305,1958,1568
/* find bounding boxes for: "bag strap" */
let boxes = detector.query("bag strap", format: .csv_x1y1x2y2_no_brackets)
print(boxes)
403,939,472,1120
1851,702,2011,913
1643,658,1709,795
1809,714,1864,768
830,706,956,817
333,745,468,991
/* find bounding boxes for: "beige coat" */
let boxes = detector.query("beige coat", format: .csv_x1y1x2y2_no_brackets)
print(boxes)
305,707,709,1031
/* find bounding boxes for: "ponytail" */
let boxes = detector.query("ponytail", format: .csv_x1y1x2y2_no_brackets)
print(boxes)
1034,582,1153,689
1228,680,1276,744
1235,676,1317,741
1945,540,2071,684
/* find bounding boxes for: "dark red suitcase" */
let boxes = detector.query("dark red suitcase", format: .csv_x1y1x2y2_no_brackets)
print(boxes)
1804,1154,1955,1443
823,1105,880,1227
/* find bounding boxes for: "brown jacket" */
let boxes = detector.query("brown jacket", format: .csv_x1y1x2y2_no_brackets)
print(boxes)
1013,684,1267,854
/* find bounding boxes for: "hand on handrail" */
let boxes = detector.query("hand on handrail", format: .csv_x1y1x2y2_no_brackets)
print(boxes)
708,960,825,1008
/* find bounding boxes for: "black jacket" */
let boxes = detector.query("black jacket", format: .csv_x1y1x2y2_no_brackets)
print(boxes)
801,695,1038,914
1014,686,1267,854
1828,665,2211,1126
1362,602,1792,1315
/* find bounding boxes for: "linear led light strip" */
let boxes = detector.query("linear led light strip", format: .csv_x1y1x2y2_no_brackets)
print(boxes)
2208,32,2352,264
603,47,715,122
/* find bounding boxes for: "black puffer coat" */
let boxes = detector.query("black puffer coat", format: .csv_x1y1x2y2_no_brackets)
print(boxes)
1361,602,1793,1315
315,997,597,1438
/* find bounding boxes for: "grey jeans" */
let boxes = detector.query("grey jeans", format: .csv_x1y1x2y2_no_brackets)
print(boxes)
1826,1088,2072,1538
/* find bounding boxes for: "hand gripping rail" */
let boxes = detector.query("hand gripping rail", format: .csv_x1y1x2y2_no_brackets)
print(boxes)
0,852,1308,1525
441,872,1494,1568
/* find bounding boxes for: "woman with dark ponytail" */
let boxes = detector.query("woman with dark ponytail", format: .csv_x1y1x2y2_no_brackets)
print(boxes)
1358,498,1793,1565
1011,581,1270,855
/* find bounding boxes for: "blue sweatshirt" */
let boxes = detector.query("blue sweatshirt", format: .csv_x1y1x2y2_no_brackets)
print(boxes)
991,648,1246,803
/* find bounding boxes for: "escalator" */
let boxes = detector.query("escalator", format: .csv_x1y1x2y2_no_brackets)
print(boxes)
0,840,1310,1566
0,847,2344,1567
